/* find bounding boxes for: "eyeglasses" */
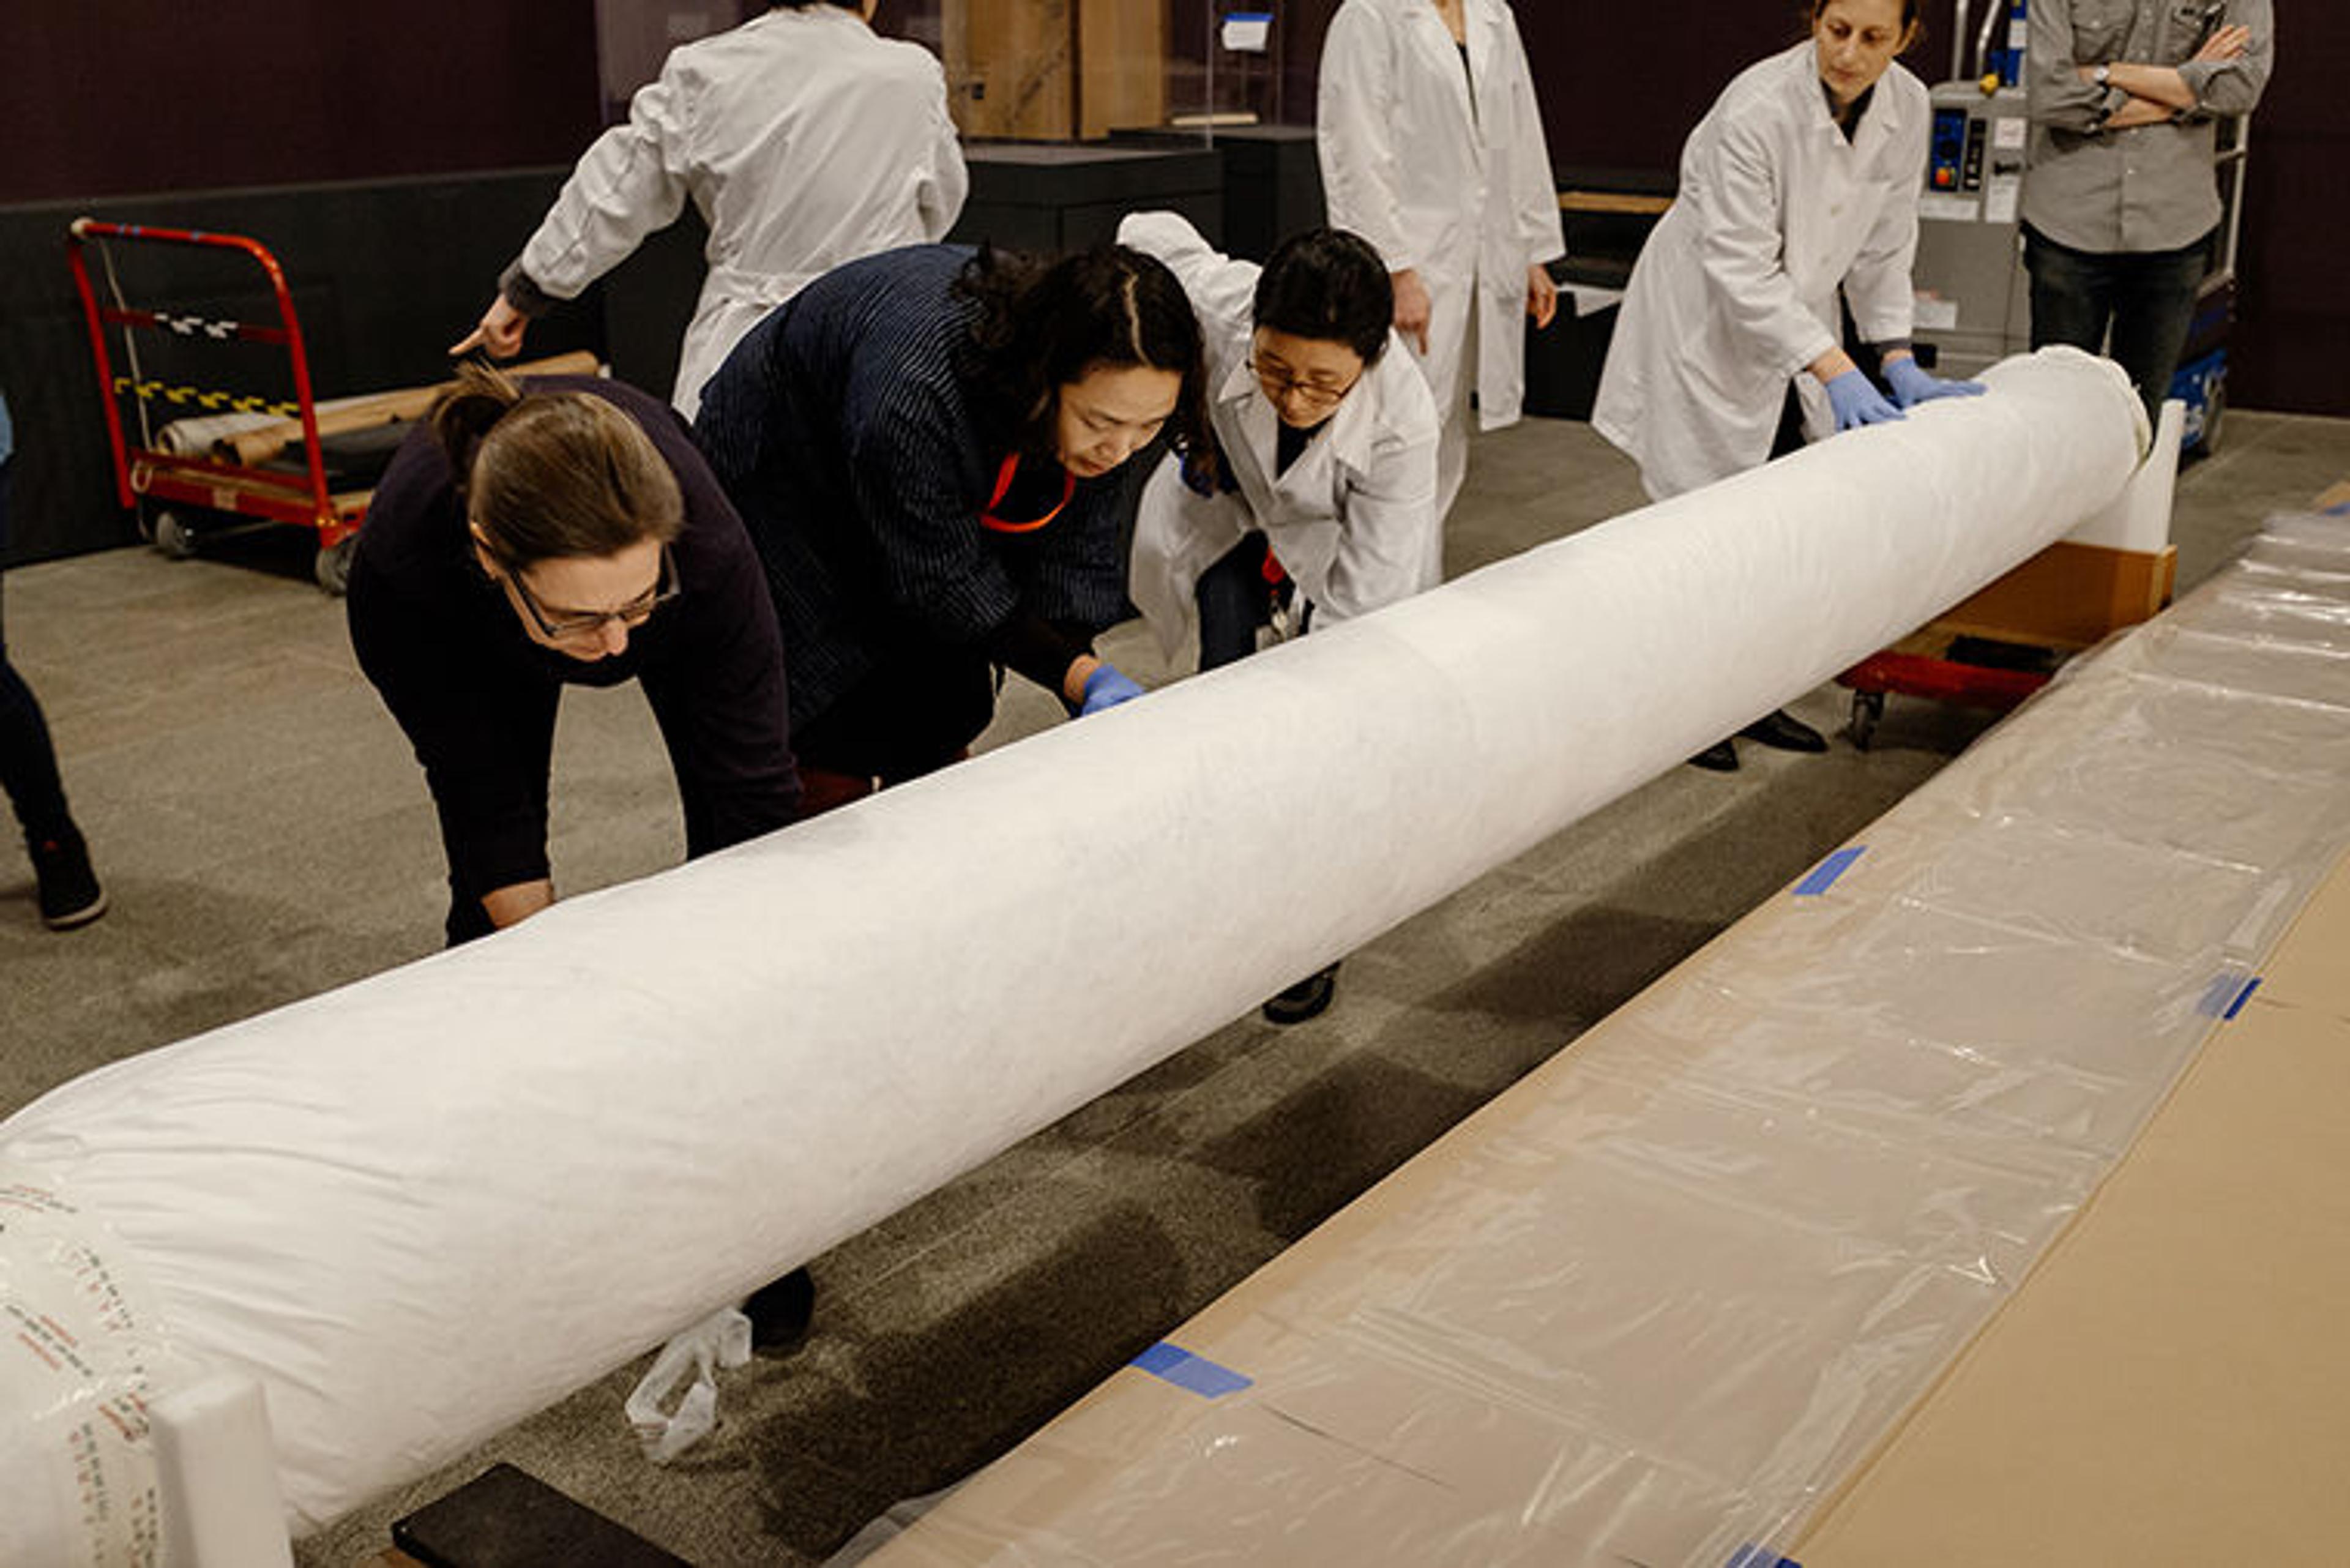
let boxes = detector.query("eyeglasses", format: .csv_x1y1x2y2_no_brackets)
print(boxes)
1247,356,1361,411
505,544,680,641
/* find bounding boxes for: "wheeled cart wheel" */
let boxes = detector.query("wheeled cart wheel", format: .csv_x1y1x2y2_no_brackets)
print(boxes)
147,507,200,561
314,535,357,595
1848,689,1885,750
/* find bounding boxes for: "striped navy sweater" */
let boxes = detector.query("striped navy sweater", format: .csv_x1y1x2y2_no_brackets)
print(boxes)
693,244,1139,729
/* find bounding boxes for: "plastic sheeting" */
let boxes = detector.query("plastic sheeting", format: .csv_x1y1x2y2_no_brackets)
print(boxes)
0,348,2143,1542
862,502,2350,1567
0,1167,184,1567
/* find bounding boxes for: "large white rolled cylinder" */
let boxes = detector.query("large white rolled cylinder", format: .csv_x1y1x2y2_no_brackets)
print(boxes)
0,349,2144,1536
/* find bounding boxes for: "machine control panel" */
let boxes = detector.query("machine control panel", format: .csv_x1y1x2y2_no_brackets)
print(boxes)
1930,105,1989,194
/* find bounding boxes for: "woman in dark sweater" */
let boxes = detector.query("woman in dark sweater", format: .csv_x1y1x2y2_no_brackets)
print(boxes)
694,241,1209,815
348,367,799,947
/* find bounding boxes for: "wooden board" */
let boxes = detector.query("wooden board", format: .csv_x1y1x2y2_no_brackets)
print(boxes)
1559,191,1673,216
1932,540,2177,650
947,0,1073,140
1079,0,1165,138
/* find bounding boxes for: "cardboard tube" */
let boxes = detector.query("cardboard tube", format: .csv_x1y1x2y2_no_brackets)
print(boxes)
214,350,602,466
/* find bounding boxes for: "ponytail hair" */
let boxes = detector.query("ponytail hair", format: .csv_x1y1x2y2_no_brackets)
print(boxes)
431,363,683,569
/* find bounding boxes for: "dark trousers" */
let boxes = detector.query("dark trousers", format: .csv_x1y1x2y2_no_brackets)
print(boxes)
1769,384,1809,461
436,680,558,948
2024,223,2214,427
0,462,75,845
792,648,997,787
1196,533,1277,673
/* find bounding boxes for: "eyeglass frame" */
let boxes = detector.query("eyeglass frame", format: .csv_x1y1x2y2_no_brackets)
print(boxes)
497,541,682,642
1245,353,1365,413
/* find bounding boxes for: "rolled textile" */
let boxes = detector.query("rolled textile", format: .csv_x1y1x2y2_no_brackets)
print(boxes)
0,348,2144,1538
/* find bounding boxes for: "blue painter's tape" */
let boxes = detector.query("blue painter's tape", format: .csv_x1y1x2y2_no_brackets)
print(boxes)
1132,1342,1253,1399
2198,970,2259,1018
1792,846,1866,897
1721,1548,1802,1568
2223,976,2262,1019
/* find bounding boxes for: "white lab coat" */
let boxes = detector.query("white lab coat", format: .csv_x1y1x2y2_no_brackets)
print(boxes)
1117,212,1441,664
1316,0,1564,513
1592,42,1928,501
513,6,966,419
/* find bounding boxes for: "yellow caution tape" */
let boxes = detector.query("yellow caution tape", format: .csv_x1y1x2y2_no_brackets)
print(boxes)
112,376,298,417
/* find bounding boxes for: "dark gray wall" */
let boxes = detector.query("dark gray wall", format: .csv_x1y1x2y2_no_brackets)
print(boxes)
2,144,1229,568
0,176,597,567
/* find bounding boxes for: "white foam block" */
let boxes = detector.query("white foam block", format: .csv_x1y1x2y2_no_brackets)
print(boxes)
152,1372,295,1568
2067,395,2183,552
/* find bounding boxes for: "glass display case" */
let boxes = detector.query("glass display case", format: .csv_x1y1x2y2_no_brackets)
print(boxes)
586,2,1339,260
878,1,1332,143
594,2,1339,141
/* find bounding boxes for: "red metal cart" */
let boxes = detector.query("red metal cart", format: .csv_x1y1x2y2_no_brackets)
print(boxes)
1838,540,2178,748
67,217,373,592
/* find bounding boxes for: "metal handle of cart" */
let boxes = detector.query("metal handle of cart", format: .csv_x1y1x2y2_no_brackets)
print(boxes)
65,218,352,548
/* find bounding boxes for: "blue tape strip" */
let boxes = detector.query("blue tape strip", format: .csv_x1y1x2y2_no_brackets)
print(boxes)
2322,501,2350,516
1722,1548,1802,1568
1132,1342,1253,1399
2198,970,2259,1018
1792,846,1866,897
2223,976,2262,1020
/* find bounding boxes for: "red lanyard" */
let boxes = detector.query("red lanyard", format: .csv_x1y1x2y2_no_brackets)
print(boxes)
978,452,1075,534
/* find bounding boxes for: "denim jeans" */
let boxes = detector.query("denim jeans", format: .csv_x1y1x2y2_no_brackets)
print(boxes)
0,460,76,843
2023,223,2215,427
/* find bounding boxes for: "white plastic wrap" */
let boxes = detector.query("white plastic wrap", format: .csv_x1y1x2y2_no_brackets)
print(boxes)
0,349,2144,1539
864,505,2350,1566
0,1166,184,1568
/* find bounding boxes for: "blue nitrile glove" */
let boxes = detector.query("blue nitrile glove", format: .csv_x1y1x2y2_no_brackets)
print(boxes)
1825,368,1904,431
1178,439,1222,498
1884,356,1988,409
1078,662,1146,715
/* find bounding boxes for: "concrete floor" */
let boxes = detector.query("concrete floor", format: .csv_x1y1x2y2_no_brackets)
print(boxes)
4,409,2347,1565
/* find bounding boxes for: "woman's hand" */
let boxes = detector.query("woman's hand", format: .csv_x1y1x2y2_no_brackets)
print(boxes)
1825,368,1903,431
1064,654,1145,715
1526,264,1559,330
1882,354,1987,409
450,295,528,359
1391,268,1433,355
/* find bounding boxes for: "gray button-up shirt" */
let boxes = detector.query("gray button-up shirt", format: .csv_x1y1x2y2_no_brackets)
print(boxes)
2022,0,2274,253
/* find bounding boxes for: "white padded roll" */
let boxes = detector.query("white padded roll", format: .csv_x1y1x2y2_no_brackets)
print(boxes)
0,348,2145,1536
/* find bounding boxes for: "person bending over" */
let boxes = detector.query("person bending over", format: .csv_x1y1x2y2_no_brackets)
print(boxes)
349,366,799,947
695,241,1209,817
1119,212,1439,1022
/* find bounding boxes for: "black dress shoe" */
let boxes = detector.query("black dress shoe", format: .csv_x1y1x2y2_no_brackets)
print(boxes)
1262,963,1340,1025
744,1267,816,1356
1739,708,1828,753
1687,741,1740,772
